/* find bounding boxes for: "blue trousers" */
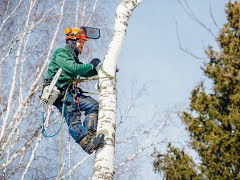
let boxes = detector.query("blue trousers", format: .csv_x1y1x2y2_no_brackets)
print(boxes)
54,93,99,143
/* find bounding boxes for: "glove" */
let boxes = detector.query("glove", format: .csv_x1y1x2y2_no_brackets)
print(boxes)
90,58,101,69
90,58,102,72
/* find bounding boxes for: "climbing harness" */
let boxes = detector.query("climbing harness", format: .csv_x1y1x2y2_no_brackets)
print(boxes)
41,74,115,138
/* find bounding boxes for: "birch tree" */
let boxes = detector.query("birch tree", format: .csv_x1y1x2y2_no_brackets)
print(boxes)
0,0,115,178
93,0,143,179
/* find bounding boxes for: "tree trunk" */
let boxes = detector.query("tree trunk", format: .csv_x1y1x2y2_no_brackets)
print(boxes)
92,0,142,179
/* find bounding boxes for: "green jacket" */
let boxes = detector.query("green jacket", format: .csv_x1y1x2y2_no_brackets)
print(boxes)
44,47,97,89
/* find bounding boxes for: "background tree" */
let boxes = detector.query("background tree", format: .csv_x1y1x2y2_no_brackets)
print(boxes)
153,1,240,179
152,143,201,179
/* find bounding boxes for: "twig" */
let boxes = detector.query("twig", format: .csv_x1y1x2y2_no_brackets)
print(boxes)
0,128,40,171
209,2,220,30
176,21,207,60
21,134,42,180
177,0,217,40
116,118,166,169
75,0,80,27
0,0,24,34
85,0,99,26
61,154,93,179
81,0,88,25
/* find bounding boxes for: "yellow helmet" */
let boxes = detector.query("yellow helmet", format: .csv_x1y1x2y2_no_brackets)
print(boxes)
64,27,87,41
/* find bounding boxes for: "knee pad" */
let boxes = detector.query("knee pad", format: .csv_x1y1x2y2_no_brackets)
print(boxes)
84,113,98,132
69,113,87,143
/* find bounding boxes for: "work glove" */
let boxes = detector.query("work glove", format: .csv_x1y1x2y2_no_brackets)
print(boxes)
90,58,101,72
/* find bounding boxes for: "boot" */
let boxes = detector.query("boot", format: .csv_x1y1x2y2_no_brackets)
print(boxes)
79,132,105,154
79,131,95,150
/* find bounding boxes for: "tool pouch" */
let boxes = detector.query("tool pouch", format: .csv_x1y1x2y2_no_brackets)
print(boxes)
40,85,60,106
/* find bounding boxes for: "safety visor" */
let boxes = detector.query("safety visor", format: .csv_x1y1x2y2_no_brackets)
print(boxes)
75,31,87,41
80,26,100,39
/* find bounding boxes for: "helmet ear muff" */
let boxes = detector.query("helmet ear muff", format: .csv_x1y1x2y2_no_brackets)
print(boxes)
64,27,71,35
64,27,87,41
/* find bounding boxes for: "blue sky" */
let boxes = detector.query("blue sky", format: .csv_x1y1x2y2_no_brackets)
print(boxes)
115,0,228,179
119,0,227,106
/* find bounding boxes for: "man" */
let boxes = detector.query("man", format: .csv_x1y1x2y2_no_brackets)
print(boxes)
43,27,104,154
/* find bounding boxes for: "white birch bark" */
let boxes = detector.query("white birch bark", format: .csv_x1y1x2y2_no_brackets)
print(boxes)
92,0,142,179
75,0,80,27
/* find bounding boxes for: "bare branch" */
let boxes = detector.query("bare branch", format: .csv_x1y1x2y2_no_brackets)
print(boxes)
1,0,65,151
0,127,40,171
75,0,80,27
0,0,24,34
177,0,217,40
0,0,36,140
61,154,93,179
85,0,99,26
176,21,207,60
81,0,88,25
116,118,166,169
21,134,42,180
209,2,220,30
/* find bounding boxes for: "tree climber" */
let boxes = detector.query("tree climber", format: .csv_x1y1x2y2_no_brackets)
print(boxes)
41,27,104,154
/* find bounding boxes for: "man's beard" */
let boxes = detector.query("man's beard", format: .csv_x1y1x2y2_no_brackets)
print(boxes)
66,40,79,59
77,45,83,54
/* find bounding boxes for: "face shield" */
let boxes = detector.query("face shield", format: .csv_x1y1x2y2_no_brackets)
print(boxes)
80,26,100,39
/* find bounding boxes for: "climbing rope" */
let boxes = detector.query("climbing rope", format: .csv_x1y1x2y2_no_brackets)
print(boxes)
57,83,71,180
41,111,61,138
41,86,69,139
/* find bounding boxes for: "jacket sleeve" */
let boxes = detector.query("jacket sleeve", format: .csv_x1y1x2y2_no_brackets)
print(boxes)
81,68,98,77
55,51,94,76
